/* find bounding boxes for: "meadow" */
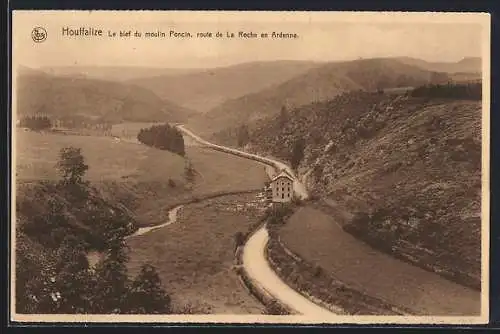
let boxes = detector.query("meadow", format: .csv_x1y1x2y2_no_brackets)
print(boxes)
15,128,269,228
126,193,267,314
15,129,186,182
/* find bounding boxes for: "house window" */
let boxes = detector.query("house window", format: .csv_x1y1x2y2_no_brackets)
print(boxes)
282,193,284,199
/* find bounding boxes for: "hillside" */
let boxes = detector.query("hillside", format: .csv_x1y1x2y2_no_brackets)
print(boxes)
190,58,451,137
249,90,482,288
16,129,268,227
128,61,322,112
41,66,201,82
16,67,196,123
16,181,138,252
397,56,481,74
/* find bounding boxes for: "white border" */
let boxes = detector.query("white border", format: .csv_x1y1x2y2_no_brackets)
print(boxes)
10,10,491,325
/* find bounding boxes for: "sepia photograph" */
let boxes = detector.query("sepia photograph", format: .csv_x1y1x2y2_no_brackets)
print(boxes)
10,10,490,324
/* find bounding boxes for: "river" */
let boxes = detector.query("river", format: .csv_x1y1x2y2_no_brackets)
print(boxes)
86,205,184,268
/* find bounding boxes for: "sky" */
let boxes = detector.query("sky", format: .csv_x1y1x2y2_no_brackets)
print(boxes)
12,11,489,69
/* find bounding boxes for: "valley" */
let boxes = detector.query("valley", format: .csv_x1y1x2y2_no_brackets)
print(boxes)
14,55,485,317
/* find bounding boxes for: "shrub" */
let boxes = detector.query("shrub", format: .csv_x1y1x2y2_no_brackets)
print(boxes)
313,265,323,278
291,196,304,206
126,264,171,314
233,232,244,251
309,193,321,201
174,302,210,314
168,179,176,188
266,204,293,226
264,300,288,315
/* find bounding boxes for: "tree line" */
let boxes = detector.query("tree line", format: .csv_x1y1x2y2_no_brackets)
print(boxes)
410,82,481,100
18,115,52,131
137,123,185,156
16,147,171,314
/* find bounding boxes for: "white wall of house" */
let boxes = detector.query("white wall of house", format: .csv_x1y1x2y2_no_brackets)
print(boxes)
271,176,293,202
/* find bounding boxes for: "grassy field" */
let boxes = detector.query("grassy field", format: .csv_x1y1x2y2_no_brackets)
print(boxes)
187,146,268,194
126,193,267,314
15,129,269,228
278,205,481,316
15,129,186,182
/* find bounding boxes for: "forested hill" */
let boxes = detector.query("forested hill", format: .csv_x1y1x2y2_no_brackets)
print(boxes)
188,58,451,136
16,67,196,124
244,84,482,289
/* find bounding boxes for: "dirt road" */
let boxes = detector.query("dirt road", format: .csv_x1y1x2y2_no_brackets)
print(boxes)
178,125,335,315
243,228,338,316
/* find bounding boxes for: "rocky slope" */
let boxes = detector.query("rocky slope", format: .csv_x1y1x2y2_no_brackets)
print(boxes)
247,90,482,288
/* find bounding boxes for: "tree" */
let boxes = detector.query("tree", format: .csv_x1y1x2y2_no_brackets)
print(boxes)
290,137,306,171
126,264,171,314
15,232,55,314
51,236,94,313
233,232,244,253
184,160,196,184
91,244,131,313
55,147,89,184
237,124,250,147
278,105,289,126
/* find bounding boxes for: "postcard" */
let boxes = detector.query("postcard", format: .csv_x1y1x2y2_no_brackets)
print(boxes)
10,10,490,325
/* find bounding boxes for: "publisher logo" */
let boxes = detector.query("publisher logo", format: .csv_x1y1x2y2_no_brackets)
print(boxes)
32,27,47,43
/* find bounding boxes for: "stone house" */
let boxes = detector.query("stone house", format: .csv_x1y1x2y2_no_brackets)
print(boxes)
270,169,294,203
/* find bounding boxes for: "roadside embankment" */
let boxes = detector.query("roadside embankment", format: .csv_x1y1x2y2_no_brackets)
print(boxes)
266,223,411,315
233,217,292,315
277,205,481,315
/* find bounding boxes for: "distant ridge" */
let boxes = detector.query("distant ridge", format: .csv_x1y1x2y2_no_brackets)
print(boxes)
16,70,196,123
128,60,323,112
40,66,202,82
188,57,454,136
396,56,481,74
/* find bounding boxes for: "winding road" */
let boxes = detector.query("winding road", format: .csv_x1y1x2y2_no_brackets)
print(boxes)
176,125,336,316
244,228,338,316
177,125,309,200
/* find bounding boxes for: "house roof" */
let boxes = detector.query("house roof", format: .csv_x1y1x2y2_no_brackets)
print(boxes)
271,169,294,182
